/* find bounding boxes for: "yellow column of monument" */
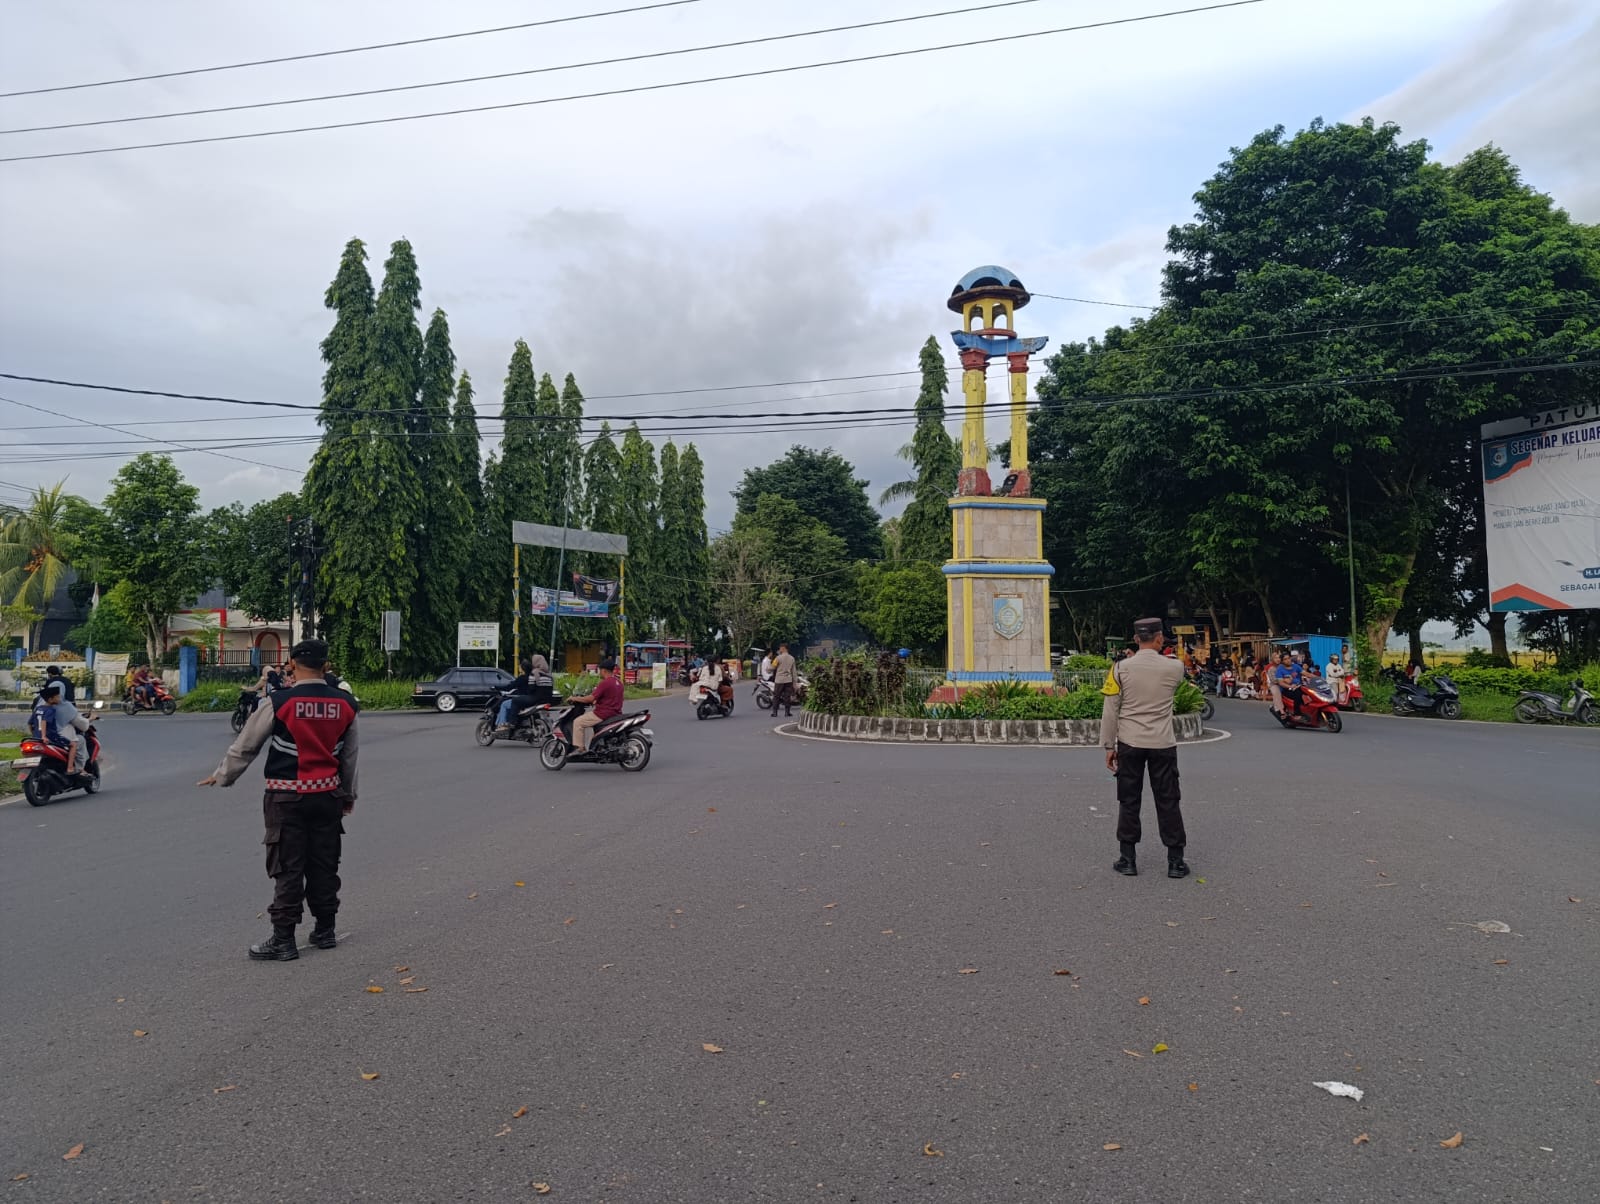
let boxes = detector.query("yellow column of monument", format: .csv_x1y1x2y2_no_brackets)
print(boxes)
958,344,990,498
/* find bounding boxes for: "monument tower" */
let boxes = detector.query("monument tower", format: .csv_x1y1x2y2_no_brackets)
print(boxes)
937,266,1054,697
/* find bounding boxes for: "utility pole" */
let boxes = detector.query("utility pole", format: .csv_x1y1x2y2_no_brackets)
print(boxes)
1346,471,1358,667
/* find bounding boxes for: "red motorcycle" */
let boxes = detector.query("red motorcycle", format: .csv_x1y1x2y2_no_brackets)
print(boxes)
16,723,103,805
1337,672,1366,713
123,680,177,716
1274,679,1343,732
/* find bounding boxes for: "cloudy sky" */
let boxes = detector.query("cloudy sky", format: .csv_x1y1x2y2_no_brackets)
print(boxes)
1,0,1595,533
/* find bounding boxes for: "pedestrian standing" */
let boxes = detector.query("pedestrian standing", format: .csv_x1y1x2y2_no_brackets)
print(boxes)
770,643,797,717
197,638,359,962
1100,618,1189,879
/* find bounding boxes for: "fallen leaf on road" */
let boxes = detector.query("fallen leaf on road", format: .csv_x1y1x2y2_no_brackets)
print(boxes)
1300,902,1313,908
1122,1050,1143,1058
673,908,684,915
1188,1083,1198,1091
1353,1133,1369,1146
958,967,979,975
1312,1081,1364,1101
1195,877,1207,885
115,997,124,1003
1471,920,1511,934
1138,996,1151,1006
533,1184,551,1195
1102,1143,1122,1151
922,1143,944,1157
133,1030,148,1038
365,986,384,994
467,893,478,900
949,1072,964,1079
1053,969,1071,976
398,976,415,985
1493,959,1508,966
1440,1132,1464,1149
882,929,894,935
394,965,410,972
1165,921,1179,927
494,1125,512,1137
514,881,525,888
513,1106,528,1119
360,1072,380,1081
599,964,614,970
823,902,837,910
1152,1043,1169,1053
1224,968,1238,974
62,1144,83,1161
404,987,429,994
702,1043,724,1054
1375,883,1398,888
213,1085,237,1094
1569,897,1582,903
1378,871,1390,878
11,1173,28,1180
707,807,716,812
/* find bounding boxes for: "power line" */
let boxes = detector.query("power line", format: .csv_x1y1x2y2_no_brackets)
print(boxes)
1,0,1057,136
0,0,712,99
0,1,1267,163
1032,292,1158,310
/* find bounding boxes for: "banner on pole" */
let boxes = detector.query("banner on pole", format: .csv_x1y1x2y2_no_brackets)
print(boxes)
457,622,500,651
530,587,610,618
571,573,620,604
1480,405,1600,611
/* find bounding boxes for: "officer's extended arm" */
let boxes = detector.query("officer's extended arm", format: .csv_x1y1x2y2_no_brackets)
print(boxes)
209,695,276,787
1099,665,1122,750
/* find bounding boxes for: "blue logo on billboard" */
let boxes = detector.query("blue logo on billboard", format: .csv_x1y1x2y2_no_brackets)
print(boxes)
1583,567,1600,580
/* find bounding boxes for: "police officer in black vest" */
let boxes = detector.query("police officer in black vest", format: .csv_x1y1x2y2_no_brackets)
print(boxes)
198,639,360,961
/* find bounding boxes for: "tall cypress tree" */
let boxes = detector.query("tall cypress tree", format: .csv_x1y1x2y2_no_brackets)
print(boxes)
452,371,492,622
900,336,959,563
657,440,684,635
618,424,659,633
676,443,713,644
581,420,623,573
484,340,543,640
410,308,471,668
308,236,427,675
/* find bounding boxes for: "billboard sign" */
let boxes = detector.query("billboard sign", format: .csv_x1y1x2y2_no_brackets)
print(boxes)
529,587,609,618
457,622,500,651
1480,405,1600,611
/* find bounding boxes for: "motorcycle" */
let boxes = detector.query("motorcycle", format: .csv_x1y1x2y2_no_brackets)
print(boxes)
475,688,561,747
753,673,809,712
1382,666,1461,720
696,676,735,720
16,721,103,805
539,701,654,771
123,680,177,716
1194,668,1221,695
1335,672,1366,713
1273,679,1343,732
1513,678,1597,725
231,688,261,733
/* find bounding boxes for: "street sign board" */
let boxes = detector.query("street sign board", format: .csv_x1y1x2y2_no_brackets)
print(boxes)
457,622,499,651
511,521,628,557
381,610,401,652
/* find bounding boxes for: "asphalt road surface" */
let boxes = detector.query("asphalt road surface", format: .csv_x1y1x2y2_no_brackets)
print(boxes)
2,695,1596,1202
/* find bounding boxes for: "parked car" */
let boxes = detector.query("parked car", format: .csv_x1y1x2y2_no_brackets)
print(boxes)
411,666,516,713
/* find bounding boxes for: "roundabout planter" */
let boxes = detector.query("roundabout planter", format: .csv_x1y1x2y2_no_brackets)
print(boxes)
796,711,1206,744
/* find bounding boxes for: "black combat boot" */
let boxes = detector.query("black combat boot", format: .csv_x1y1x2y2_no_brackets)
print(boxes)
1112,842,1137,876
308,921,338,950
248,927,299,961
1167,847,1190,879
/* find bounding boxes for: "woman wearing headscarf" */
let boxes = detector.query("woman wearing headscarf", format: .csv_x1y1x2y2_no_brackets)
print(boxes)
495,654,555,734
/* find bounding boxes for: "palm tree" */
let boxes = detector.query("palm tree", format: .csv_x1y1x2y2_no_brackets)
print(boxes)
0,482,83,646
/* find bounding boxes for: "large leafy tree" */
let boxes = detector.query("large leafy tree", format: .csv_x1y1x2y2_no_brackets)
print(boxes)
409,308,475,668
483,342,554,644
452,370,496,623
735,446,882,560
857,561,946,656
305,237,429,675
617,424,660,631
208,492,301,621
894,337,960,563
0,482,85,642
90,454,209,666
717,493,851,645
1028,121,1600,658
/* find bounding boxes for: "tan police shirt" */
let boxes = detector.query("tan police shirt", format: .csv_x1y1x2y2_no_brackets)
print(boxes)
1099,649,1186,750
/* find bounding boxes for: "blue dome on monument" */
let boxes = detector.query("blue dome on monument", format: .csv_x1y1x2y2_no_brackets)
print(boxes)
949,265,1030,312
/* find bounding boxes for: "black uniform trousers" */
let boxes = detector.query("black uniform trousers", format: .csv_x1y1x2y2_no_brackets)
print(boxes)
770,682,795,717
262,790,345,929
1114,742,1186,848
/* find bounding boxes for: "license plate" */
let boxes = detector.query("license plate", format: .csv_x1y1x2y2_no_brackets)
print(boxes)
13,756,40,768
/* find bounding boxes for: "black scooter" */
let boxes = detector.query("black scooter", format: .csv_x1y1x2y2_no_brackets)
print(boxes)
696,676,735,720
1513,679,1597,725
475,688,561,747
1382,666,1462,720
539,701,654,771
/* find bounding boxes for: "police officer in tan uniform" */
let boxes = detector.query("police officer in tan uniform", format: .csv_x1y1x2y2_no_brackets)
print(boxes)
1100,618,1189,878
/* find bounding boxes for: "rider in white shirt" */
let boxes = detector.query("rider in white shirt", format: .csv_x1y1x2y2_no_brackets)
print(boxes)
758,652,774,683
1325,653,1347,704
